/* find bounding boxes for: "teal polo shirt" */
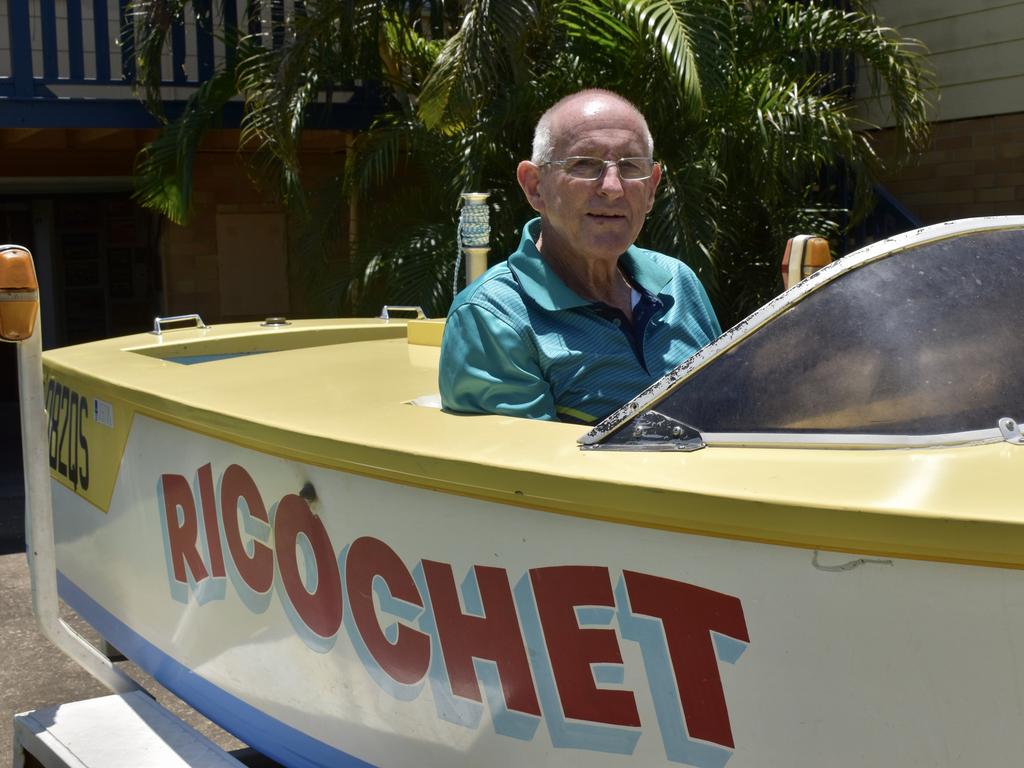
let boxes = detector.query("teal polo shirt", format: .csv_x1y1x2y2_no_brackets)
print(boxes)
439,219,721,424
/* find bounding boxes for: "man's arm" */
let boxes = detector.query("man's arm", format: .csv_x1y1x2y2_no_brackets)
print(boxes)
439,303,558,420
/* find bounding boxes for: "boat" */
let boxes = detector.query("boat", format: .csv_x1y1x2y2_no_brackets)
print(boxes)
4,215,1024,767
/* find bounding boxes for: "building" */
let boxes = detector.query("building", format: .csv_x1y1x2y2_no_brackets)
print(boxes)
1,0,376,445
3,0,1020,425
862,0,1024,224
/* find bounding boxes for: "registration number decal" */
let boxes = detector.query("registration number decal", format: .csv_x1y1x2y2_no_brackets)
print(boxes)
45,377,89,492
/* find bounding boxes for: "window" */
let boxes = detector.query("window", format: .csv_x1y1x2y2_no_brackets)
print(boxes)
600,227,1024,444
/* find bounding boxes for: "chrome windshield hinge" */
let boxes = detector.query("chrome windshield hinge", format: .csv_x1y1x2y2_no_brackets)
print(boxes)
998,417,1024,445
581,410,705,452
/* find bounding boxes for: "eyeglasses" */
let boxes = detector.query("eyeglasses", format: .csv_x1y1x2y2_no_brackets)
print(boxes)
539,156,656,181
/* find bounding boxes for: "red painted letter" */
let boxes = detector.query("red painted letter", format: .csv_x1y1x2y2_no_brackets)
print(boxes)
346,537,429,685
623,571,749,748
530,565,639,727
196,463,225,578
161,473,208,584
422,561,540,716
219,464,273,593
274,494,343,638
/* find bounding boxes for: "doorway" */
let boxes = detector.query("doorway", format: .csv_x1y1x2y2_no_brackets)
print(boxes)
1,204,34,551
0,195,160,552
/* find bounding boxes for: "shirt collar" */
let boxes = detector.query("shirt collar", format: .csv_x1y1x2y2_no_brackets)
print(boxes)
507,218,672,311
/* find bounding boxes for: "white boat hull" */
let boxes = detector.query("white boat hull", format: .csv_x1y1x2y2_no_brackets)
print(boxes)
52,413,1024,767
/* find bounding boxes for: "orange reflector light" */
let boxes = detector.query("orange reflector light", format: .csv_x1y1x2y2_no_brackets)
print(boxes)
803,237,831,273
781,235,832,290
0,246,40,342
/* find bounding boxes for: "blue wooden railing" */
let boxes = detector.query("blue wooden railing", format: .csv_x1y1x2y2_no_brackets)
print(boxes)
3,0,213,100
827,164,921,255
0,0,377,129
845,185,921,252
813,0,922,251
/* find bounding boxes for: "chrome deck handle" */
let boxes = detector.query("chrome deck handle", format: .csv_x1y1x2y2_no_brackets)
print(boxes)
378,305,427,321
151,313,209,335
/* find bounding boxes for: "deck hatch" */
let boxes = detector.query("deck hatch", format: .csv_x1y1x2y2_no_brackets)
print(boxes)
162,351,268,365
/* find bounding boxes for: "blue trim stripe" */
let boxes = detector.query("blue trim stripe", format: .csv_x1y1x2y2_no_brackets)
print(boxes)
41,3,59,80
172,18,187,84
68,2,85,81
93,0,112,82
0,97,377,131
56,572,376,768
9,0,33,97
118,0,135,81
195,0,215,81
223,0,238,69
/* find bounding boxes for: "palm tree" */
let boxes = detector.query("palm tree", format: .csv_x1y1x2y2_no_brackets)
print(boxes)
129,0,932,325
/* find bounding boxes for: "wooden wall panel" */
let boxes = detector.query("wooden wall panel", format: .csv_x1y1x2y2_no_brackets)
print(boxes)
215,207,290,318
859,1,1024,124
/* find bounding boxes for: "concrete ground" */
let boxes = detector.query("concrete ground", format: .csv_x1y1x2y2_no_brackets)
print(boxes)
0,403,280,766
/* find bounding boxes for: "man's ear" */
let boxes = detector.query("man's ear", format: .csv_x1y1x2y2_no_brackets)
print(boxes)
645,162,663,213
517,161,546,214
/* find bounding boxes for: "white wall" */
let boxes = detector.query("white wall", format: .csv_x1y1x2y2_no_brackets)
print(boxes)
858,0,1024,125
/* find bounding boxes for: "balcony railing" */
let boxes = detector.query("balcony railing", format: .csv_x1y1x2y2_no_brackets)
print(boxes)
0,0,377,128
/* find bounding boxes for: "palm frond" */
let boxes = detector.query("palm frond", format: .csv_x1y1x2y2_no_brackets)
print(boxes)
417,0,538,130
127,0,190,116
739,1,934,156
131,68,238,222
127,0,935,324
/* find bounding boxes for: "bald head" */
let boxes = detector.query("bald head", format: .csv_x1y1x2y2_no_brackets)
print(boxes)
531,90,654,164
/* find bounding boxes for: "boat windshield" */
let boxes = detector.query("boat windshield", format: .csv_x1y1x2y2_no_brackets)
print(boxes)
586,224,1024,448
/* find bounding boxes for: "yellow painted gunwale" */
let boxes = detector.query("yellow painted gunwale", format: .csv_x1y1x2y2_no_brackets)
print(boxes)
42,318,1024,569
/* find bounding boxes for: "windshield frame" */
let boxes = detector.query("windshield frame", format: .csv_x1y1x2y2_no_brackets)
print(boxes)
579,216,1024,451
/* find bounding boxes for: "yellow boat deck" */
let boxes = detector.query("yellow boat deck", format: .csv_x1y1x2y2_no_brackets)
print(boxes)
42,317,1024,569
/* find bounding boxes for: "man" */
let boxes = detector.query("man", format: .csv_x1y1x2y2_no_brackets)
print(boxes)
439,89,720,424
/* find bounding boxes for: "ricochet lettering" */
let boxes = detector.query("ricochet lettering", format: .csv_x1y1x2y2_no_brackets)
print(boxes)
159,463,750,767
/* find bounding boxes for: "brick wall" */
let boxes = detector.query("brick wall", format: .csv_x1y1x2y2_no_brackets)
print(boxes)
161,140,350,321
0,126,352,324
161,151,272,320
873,112,1024,224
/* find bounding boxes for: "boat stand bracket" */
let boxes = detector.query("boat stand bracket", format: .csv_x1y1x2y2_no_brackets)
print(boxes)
13,691,245,768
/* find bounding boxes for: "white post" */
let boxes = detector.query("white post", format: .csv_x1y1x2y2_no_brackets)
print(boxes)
459,192,490,286
3,244,139,694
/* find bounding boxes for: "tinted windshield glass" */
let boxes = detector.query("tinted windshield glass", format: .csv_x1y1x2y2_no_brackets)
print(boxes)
641,228,1024,435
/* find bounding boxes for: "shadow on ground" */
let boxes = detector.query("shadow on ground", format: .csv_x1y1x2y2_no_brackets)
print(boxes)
0,403,280,766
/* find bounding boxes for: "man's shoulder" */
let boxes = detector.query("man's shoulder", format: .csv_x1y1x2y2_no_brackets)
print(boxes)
449,261,529,321
633,246,696,276
628,246,706,296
